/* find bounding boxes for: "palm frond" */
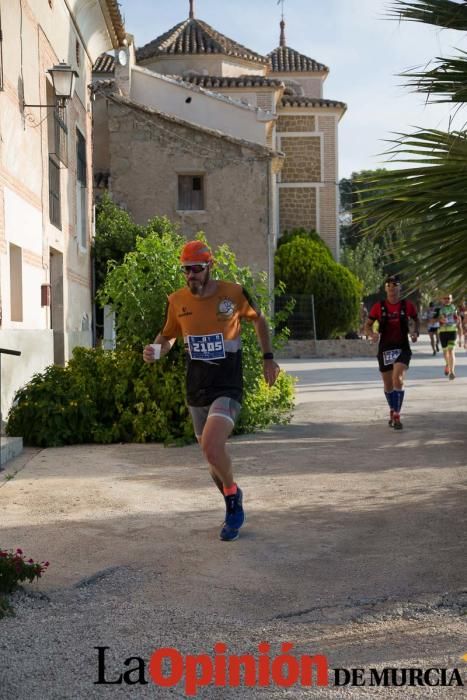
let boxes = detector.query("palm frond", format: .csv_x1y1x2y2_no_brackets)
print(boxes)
400,51,467,102
354,129,467,295
387,0,467,31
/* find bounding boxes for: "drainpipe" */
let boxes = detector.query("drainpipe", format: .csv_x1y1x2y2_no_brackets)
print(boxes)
0,2,4,91
267,157,276,315
268,159,274,294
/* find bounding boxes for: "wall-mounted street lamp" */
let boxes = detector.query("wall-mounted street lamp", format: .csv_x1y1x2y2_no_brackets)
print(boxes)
23,62,78,109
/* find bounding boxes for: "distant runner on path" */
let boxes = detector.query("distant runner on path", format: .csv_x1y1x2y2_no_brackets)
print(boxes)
434,293,461,380
364,274,419,431
143,240,280,542
426,301,440,356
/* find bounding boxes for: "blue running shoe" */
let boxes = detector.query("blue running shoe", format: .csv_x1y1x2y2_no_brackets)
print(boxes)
220,487,245,541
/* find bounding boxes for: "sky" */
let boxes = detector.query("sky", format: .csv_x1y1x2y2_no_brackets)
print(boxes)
116,0,465,179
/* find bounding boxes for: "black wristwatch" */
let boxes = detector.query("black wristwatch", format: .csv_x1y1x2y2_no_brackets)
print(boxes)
263,352,274,360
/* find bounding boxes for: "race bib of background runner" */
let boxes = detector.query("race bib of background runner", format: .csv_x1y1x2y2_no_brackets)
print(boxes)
188,333,225,360
383,349,401,366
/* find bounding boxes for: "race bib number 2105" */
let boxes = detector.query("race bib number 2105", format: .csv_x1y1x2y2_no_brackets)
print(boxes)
188,334,225,360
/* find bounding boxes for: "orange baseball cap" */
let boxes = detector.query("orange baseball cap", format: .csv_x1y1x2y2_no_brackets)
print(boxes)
180,240,212,263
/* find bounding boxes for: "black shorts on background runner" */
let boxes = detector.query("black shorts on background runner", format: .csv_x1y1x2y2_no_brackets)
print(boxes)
377,345,412,372
439,331,457,349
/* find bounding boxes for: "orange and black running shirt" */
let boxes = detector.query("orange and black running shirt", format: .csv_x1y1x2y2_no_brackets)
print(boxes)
161,281,260,406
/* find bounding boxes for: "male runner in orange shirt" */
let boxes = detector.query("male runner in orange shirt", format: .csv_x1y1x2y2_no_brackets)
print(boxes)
143,241,280,541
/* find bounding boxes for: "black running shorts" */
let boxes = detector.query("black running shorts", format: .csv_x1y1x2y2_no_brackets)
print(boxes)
377,346,412,373
439,331,457,349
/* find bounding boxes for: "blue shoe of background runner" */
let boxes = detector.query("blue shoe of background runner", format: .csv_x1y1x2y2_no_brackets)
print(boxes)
220,488,245,541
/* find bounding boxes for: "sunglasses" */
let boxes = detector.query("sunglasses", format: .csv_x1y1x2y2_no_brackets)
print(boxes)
181,263,209,274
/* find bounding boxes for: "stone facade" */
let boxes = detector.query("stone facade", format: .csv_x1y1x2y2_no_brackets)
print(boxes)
106,98,277,274
93,13,345,266
317,115,338,253
279,187,316,232
277,115,316,132
280,137,321,182
277,116,321,235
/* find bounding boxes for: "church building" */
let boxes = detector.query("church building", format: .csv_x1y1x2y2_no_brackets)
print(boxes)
93,0,346,274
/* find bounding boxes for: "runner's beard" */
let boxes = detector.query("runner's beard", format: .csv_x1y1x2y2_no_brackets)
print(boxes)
187,269,210,295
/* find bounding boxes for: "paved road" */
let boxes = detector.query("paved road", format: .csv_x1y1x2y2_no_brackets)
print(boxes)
0,337,466,698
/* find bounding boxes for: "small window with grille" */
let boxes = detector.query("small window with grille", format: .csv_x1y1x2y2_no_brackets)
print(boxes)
76,128,87,248
178,174,205,211
48,157,61,229
48,100,68,167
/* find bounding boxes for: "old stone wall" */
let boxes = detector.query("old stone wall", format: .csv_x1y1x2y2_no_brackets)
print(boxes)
280,136,321,182
277,339,378,359
275,110,339,257
106,100,273,274
279,187,316,232
277,115,316,132
317,115,338,253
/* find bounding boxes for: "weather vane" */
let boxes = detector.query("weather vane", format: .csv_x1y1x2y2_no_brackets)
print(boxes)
277,0,285,20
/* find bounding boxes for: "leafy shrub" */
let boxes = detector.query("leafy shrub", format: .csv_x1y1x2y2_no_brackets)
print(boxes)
7,230,295,446
93,192,144,294
275,237,362,339
6,365,95,447
97,222,186,348
275,237,332,293
7,347,192,446
278,227,332,255
306,260,362,339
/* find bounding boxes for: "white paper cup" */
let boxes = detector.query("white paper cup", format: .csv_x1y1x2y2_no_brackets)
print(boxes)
149,343,161,360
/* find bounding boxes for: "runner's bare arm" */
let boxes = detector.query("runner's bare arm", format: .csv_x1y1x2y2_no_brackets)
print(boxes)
410,314,420,341
252,314,280,387
365,317,379,342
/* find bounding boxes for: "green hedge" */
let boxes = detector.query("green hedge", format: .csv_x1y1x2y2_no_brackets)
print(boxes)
275,237,362,339
7,344,295,447
7,226,295,446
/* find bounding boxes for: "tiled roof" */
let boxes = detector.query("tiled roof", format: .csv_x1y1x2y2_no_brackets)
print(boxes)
268,46,328,73
281,96,346,109
181,75,284,89
90,78,116,93
104,0,126,46
93,53,115,73
136,18,269,64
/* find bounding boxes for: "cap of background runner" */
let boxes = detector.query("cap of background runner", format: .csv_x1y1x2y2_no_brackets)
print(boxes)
180,241,212,264
384,274,401,284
